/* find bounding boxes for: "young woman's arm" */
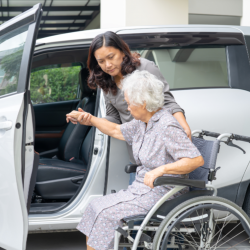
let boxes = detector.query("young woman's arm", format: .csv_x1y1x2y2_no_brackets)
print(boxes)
173,112,191,140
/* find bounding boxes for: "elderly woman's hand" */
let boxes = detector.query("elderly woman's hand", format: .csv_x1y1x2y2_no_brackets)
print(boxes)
67,117,78,124
66,108,93,126
144,166,165,189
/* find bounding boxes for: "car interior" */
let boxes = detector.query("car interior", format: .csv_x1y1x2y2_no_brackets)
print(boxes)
29,48,97,214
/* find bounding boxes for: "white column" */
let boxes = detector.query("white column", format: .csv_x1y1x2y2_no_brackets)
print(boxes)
189,0,242,25
241,0,250,26
100,0,188,29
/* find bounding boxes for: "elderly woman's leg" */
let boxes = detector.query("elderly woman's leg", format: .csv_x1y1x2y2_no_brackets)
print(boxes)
77,189,168,250
86,236,95,250
78,202,148,250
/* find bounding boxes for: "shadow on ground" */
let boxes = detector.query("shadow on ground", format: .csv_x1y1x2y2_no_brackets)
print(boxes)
26,231,86,250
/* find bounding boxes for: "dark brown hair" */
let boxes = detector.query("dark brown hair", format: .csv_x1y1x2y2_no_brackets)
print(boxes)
87,31,140,95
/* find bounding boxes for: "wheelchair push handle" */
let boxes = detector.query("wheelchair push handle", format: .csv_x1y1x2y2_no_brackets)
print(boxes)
194,129,250,143
232,134,250,143
202,130,221,138
193,130,250,154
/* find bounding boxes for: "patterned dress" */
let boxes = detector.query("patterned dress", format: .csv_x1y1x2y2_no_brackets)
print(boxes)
76,107,201,250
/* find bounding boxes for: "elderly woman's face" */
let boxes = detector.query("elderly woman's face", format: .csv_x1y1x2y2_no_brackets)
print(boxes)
94,46,125,77
124,92,147,121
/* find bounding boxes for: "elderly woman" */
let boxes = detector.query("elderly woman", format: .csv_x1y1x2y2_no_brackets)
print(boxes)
66,70,204,250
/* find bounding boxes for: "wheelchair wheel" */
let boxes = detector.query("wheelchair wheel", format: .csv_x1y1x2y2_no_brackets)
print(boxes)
153,196,250,250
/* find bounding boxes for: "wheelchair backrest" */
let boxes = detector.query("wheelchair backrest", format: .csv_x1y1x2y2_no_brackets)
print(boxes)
190,137,220,183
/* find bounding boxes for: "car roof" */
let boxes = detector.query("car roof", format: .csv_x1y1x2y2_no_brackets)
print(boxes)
35,24,250,51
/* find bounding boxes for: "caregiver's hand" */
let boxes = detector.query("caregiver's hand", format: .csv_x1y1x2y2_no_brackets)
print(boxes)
144,166,165,189
77,111,93,126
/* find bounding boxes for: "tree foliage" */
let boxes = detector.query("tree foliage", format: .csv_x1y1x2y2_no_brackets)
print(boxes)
0,48,23,96
30,65,81,104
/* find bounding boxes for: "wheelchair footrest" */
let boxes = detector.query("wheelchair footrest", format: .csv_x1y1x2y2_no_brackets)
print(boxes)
115,226,134,242
140,233,152,243
115,226,152,247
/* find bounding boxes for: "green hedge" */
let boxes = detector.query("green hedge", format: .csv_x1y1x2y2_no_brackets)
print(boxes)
30,65,81,104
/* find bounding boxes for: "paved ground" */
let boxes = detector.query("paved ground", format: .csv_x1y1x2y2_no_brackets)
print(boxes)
25,224,250,250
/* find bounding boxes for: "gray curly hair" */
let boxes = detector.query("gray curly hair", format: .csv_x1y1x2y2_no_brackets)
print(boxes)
122,70,164,112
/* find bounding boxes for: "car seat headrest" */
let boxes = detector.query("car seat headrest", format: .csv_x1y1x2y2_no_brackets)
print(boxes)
79,68,96,97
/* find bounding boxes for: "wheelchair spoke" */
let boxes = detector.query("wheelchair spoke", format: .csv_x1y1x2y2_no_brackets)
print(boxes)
212,229,246,249
211,211,230,249
181,222,200,247
152,197,250,250
173,226,199,248
209,215,235,243
223,237,250,250
188,217,201,239
210,222,241,248
193,210,202,239
173,239,198,249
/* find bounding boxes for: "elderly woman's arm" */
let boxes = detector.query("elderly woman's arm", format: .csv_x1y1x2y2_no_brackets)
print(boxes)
144,156,204,188
66,110,125,141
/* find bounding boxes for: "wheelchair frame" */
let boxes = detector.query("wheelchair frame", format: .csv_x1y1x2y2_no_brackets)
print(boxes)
113,130,250,250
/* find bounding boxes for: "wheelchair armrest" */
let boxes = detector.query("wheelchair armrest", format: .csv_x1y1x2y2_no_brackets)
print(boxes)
125,164,139,173
153,176,206,189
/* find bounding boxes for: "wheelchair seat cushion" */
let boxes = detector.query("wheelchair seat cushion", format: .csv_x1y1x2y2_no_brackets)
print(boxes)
122,189,213,223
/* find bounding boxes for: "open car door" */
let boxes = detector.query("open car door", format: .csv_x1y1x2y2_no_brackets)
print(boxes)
0,4,42,250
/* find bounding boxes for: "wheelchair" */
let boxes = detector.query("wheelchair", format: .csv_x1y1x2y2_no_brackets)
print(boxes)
113,130,250,250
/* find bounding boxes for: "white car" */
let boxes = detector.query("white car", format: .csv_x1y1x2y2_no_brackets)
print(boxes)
1,4,250,250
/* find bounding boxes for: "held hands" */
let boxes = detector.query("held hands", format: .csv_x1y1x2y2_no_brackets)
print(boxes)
66,108,93,126
144,166,165,189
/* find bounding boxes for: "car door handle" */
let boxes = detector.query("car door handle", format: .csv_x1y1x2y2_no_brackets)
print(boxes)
0,121,12,130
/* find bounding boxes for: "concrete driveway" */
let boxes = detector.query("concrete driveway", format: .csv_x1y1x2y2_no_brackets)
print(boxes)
25,224,250,250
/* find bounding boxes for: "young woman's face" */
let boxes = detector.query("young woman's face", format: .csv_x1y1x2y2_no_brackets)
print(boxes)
94,46,125,77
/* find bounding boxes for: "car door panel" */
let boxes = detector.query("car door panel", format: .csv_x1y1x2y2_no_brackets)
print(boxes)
0,94,27,250
33,99,79,152
105,137,130,195
0,4,42,250
173,88,250,202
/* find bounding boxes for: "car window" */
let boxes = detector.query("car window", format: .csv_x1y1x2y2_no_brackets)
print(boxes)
0,24,29,97
30,63,82,104
133,47,229,90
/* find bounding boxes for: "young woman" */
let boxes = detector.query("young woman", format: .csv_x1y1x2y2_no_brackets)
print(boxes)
67,31,191,184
